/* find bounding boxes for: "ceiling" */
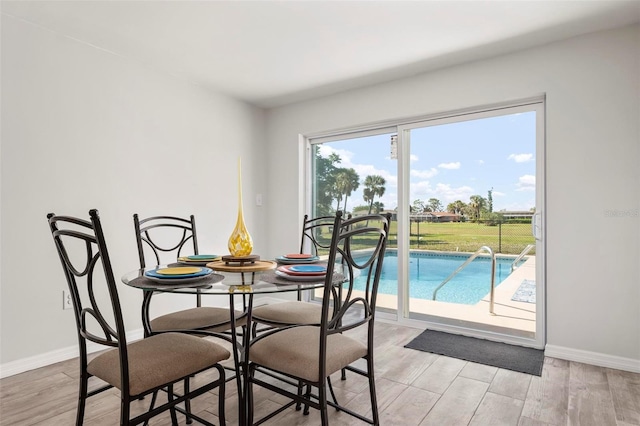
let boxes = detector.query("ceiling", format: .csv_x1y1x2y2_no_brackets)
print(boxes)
3,1,639,108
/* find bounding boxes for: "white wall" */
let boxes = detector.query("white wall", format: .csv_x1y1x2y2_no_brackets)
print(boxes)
1,15,267,365
265,25,640,364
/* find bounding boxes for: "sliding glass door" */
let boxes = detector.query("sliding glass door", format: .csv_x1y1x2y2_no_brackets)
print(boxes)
306,99,545,348
397,102,545,348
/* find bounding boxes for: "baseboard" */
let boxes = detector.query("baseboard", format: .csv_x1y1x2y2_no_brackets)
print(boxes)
0,328,145,379
6,323,637,378
545,344,640,373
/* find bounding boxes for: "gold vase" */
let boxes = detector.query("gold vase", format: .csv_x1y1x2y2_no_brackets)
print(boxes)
228,158,253,257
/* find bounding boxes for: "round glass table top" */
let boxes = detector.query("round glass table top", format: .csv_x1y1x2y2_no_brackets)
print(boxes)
121,265,341,295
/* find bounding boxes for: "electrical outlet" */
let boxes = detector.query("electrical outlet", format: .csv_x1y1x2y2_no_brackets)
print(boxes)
63,290,73,310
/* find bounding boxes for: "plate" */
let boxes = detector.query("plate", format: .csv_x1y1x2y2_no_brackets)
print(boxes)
275,269,327,282
132,273,223,289
277,265,326,277
186,254,220,261
288,265,326,273
177,255,221,266
155,266,202,275
283,253,313,259
145,267,213,282
275,256,320,265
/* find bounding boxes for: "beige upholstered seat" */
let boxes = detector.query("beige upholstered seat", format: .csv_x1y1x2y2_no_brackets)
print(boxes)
150,307,246,333
88,332,230,397
48,209,229,425
247,211,391,426
251,215,338,331
251,301,322,326
249,326,366,383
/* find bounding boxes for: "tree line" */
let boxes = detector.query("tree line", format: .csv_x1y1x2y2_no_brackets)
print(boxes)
315,152,532,222
315,151,386,216
411,191,492,222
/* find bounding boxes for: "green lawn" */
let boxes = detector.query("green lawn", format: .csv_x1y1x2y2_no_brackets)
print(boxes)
316,220,535,255
393,221,535,255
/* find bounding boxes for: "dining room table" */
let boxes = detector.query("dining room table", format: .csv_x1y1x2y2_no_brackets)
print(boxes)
121,257,344,426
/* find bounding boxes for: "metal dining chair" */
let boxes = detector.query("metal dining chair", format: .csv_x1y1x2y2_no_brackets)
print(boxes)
47,209,229,425
133,214,244,337
247,211,391,425
250,214,338,332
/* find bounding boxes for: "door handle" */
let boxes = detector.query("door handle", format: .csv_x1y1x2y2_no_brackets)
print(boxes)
531,212,542,241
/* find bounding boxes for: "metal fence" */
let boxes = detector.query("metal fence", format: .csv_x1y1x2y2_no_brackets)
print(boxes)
395,219,536,255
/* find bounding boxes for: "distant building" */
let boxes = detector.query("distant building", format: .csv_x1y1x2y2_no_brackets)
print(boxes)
498,210,534,220
411,211,461,222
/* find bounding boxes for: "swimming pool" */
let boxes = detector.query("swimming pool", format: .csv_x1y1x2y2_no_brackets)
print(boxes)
353,251,520,305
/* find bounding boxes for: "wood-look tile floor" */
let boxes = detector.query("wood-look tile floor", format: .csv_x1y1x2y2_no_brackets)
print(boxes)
1,321,639,425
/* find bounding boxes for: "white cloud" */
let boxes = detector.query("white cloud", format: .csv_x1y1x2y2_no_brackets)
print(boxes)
477,159,485,165
438,162,461,170
410,154,419,162
516,174,536,191
508,153,534,163
410,168,438,179
410,182,475,205
317,145,355,165
353,163,397,186
432,183,475,204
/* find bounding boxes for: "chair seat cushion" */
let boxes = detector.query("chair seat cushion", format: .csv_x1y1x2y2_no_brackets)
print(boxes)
150,307,245,333
252,301,322,325
88,332,230,396
249,326,367,383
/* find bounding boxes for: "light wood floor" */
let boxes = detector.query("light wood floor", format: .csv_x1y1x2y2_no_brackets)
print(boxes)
1,321,639,425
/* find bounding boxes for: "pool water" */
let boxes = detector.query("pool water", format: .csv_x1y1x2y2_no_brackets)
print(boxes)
354,251,520,305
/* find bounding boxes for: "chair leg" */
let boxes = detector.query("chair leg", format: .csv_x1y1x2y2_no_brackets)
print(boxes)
302,384,312,415
121,399,130,426
341,367,347,380
367,356,380,426
143,391,158,426
326,376,340,411
217,365,226,426
319,381,329,426
184,377,193,424
167,384,178,425
247,364,256,426
295,380,304,411
76,373,89,426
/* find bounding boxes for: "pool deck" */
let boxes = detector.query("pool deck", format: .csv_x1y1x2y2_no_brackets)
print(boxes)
375,256,537,338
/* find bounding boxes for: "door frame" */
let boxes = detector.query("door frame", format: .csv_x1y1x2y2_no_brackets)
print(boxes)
303,96,546,349
395,99,546,349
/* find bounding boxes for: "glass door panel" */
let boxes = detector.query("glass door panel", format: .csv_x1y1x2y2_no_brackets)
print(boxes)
309,132,398,314
400,104,544,347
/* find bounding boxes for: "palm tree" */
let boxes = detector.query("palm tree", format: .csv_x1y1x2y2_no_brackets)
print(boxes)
469,195,487,222
333,168,360,212
333,170,349,211
341,168,360,212
427,198,443,212
372,201,384,214
363,175,387,214
447,200,467,215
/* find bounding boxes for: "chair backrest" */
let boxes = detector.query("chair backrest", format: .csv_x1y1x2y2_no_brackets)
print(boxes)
133,214,199,269
320,211,391,338
47,209,133,390
300,213,353,257
299,215,336,256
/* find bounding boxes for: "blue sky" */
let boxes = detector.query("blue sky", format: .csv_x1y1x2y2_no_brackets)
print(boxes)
317,111,536,213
